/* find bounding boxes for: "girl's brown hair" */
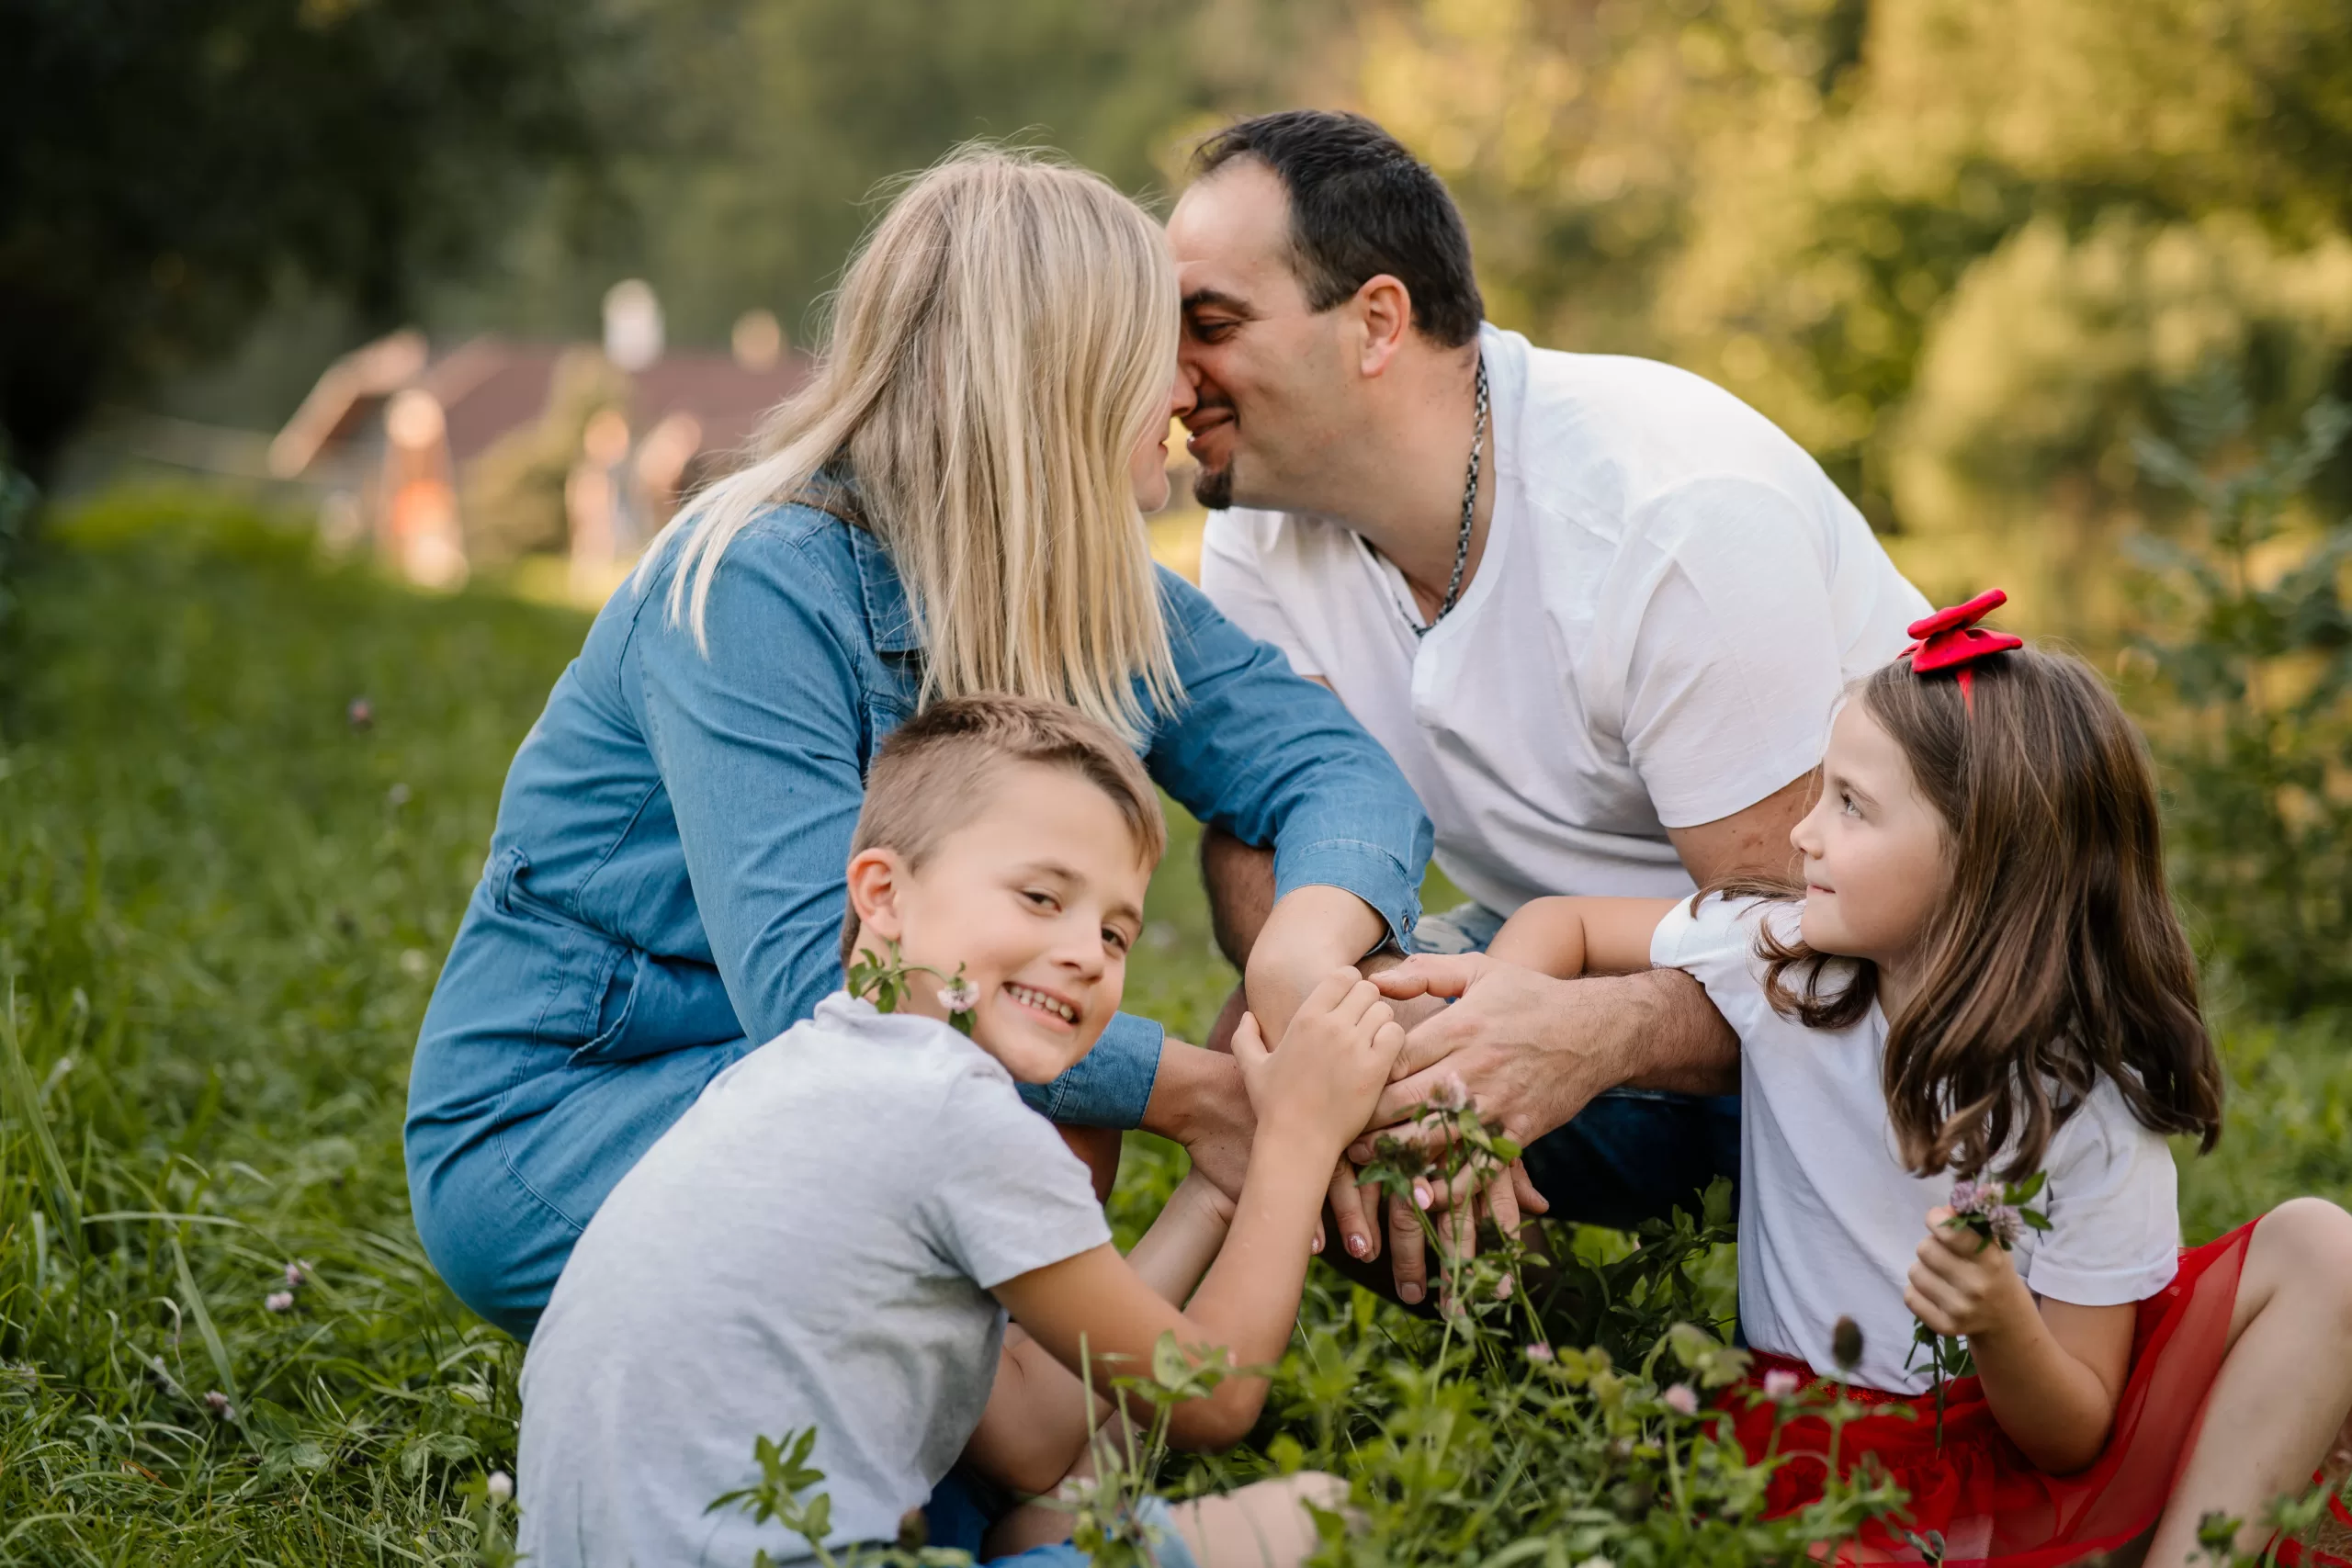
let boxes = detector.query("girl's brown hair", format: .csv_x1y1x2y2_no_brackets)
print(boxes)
1729,646,2223,1180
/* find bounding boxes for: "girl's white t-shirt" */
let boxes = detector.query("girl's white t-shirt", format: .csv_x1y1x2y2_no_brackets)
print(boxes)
1652,894,2182,1395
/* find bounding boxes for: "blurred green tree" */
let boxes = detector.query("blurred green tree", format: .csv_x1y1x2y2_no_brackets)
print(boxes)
0,0,602,479
1352,0,2352,637
441,0,1341,351
2129,374,2352,1018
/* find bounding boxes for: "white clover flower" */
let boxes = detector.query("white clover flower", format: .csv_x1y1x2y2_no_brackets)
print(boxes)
1949,1179,1995,1216
1662,1382,1699,1416
285,1260,311,1288
938,980,980,1012
487,1471,514,1503
265,1291,295,1314
1762,1369,1801,1399
1524,1342,1554,1363
204,1390,234,1419
1428,1075,1471,1112
1987,1204,2025,1247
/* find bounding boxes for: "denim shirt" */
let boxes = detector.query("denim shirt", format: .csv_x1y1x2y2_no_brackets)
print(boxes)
458,502,1432,1127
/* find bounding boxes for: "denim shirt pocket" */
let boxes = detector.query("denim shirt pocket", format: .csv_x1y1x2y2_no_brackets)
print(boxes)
863,677,916,769
570,946,748,1066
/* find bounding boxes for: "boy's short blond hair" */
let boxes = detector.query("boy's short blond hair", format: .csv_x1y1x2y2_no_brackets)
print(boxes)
839,694,1168,970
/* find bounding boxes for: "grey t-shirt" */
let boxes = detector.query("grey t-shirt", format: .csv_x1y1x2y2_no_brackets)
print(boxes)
516,993,1114,1568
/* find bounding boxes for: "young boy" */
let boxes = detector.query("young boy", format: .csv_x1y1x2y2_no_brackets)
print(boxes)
516,694,1400,1567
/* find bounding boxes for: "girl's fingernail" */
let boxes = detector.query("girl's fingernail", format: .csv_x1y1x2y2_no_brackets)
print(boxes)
1347,1234,1369,1258
1311,1234,1323,1254
1414,1185,1433,1211
1398,1282,1423,1304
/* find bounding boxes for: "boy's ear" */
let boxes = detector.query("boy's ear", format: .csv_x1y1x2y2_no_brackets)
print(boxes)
845,847,910,950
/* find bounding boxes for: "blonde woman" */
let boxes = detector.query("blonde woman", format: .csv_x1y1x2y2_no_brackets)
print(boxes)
404,149,1430,1342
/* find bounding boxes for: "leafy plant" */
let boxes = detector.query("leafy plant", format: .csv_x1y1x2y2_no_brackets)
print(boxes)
2129,372,2352,1017
708,1425,977,1568
845,939,979,1035
1905,1173,2050,1449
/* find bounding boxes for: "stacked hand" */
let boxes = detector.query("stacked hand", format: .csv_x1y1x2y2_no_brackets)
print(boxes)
1228,968,1407,1162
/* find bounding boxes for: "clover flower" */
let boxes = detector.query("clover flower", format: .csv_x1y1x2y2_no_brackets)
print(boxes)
1427,1075,1471,1112
265,1291,294,1314
1762,1368,1801,1399
1525,1342,1554,1363
204,1390,233,1419
487,1471,514,1503
1832,1315,1865,1373
285,1260,311,1289
1949,1178,1995,1216
1985,1204,2025,1247
1662,1383,1699,1416
938,979,980,1012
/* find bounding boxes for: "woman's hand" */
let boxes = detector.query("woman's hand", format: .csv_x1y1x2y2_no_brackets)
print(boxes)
1905,1205,2037,1341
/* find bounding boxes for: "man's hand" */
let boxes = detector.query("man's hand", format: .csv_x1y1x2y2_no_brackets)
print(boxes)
1352,952,1736,1298
1369,954,1613,1140
1906,1207,2036,1341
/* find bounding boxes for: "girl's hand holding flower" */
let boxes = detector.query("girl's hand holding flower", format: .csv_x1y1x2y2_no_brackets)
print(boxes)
1905,1204,2036,1341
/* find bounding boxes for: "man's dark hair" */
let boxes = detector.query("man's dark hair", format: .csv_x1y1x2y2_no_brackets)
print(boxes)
1191,110,1483,347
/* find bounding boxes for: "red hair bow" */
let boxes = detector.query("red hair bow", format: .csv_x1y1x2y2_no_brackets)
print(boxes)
1904,588,2022,707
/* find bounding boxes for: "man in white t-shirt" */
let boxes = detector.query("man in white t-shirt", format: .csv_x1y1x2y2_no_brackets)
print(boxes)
1167,110,1929,1300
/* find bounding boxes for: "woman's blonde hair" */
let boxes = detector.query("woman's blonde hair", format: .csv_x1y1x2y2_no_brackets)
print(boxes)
636,144,1182,739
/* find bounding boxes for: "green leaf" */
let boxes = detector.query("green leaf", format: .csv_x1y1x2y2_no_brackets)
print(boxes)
0,983,82,1241
1150,1331,1192,1391
171,1236,242,1419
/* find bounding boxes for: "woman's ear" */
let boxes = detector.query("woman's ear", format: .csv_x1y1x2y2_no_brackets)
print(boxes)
845,848,910,950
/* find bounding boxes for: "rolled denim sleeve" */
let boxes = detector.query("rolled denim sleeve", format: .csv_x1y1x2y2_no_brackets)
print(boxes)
1013,1010,1161,1126
1146,569,1431,950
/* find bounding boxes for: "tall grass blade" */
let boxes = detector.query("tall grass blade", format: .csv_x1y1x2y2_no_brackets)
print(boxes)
1,979,83,1243
172,1235,243,1417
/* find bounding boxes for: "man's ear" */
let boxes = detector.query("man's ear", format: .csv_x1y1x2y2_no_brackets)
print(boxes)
845,847,910,952
1352,274,1413,378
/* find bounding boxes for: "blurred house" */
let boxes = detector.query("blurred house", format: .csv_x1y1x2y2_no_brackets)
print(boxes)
269,285,806,591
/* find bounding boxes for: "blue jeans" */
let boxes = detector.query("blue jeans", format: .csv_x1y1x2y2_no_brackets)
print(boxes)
1410,902,1739,1228
926,1472,1198,1568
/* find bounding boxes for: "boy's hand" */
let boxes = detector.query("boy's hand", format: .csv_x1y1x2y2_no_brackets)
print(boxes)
1229,968,1405,1159
1905,1205,2036,1340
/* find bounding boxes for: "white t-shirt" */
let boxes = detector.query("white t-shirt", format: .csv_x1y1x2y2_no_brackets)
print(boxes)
516,994,1112,1568
1200,325,1931,911
1653,895,2181,1395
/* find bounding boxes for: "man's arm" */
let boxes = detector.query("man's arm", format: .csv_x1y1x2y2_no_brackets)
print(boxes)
1367,771,1809,1141
1664,771,1813,886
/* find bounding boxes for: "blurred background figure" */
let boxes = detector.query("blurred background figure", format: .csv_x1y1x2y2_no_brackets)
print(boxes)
263,283,803,593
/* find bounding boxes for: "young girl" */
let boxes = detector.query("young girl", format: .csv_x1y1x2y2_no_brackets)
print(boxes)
1481,592,2352,1565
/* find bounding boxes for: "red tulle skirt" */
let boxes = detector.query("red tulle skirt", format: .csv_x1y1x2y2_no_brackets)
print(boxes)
1719,1216,2349,1565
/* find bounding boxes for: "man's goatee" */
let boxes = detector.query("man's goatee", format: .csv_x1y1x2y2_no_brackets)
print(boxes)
1193,464,1234,512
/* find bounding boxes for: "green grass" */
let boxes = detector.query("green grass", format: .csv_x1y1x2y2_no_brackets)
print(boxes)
0,492,2345,1562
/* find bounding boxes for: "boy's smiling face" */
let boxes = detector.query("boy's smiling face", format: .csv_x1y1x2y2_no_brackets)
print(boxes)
844,761,1154,1083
